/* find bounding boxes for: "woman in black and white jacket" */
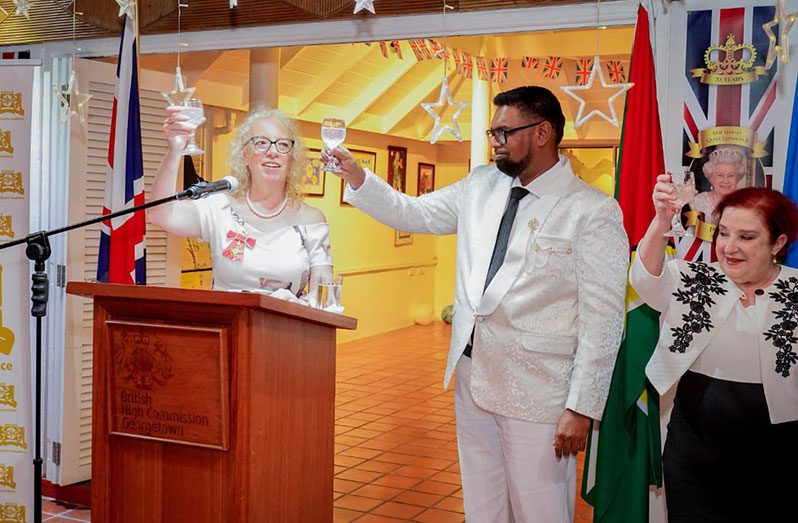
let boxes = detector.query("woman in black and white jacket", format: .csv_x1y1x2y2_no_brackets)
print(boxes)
631,177,798,522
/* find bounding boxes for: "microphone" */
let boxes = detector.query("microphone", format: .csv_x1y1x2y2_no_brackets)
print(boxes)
179,175,240,200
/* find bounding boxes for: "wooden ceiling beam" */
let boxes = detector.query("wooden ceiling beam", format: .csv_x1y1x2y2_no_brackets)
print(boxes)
292,44,374,117
378,68,458,135
342,56,418,127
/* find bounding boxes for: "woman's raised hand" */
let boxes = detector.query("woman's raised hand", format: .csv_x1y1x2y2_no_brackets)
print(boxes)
653,173,681,227
163,106,205,152
321,146,367,189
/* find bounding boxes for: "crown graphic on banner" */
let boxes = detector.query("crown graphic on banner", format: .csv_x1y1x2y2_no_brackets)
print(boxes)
0,92,24,118
0,464,15,490
0,384,16,409
0,424,26,449
0,503,25,523
0,171,23,196
692,34,767,85
0,215,13,238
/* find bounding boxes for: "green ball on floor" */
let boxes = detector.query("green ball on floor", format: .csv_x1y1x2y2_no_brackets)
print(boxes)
441,305,453,324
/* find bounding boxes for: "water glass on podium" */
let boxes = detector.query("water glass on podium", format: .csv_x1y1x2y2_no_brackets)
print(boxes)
316,274,343,311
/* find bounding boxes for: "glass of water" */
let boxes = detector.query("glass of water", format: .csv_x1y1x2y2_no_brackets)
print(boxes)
180,98,205,156
316,273,343,311
321,118,346,172
664,170,697,238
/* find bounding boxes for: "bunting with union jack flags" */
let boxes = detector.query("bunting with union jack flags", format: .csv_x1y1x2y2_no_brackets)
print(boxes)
408,39,432,61
575,57,594,86
97,13,146,284
490,58,508,84
677,4,778,262
542,56,563,79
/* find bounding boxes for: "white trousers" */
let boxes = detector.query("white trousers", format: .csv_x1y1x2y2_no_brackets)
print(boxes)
454,356,576,523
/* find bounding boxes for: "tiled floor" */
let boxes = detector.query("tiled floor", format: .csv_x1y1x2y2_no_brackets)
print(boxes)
46,322,593,522
332,322,592,523
43,498,91,522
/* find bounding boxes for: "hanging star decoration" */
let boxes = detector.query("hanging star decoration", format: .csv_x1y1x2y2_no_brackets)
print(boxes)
559,55,633,128
55,70,92,126
115,0,135,19
421,76,468,144
13,0,33,19
353,0,375,15
763,0,797,70
161,67,196,107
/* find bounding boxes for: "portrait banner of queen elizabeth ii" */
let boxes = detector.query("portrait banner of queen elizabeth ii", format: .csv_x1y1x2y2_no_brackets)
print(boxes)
678,4,777,263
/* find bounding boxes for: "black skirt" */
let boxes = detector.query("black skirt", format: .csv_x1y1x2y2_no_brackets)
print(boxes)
663,371,798,522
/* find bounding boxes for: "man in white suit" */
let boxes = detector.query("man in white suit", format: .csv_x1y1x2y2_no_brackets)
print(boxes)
324,86,628,522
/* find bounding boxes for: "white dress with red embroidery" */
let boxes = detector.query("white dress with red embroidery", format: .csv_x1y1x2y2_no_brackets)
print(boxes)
193,194,332,296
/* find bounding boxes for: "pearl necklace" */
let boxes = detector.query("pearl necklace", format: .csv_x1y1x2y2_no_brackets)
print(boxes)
246,193,287,219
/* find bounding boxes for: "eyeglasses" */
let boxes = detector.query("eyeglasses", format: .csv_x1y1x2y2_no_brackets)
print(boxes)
485,121,545,145
246,136,295,154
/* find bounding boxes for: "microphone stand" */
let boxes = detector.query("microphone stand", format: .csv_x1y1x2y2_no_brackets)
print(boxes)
0,184,213,523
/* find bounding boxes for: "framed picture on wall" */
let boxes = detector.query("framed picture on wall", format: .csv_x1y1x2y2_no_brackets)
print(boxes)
339,148,377,206
417,162,435,196
394,230,412,246
303,149,326,197
387,145,408,194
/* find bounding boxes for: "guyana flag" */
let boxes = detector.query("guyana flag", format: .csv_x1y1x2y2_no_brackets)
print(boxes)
582,4,665,521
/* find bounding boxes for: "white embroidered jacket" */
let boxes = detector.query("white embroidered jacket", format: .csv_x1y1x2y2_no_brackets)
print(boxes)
630,256,798,424
345,157,628,423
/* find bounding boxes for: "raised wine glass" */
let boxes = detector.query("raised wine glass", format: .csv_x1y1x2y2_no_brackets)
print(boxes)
180,98,205,156
321,117,346,172
664,170,698,238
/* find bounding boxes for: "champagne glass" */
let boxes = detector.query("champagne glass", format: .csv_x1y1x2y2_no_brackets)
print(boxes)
664,170,697,238
321,118,346,172
180,98,205,156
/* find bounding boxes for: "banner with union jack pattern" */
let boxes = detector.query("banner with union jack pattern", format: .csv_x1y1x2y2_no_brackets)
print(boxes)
677,4,777,262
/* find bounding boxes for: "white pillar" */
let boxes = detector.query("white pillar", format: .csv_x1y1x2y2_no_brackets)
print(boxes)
470,77,491,169
249,47,280,109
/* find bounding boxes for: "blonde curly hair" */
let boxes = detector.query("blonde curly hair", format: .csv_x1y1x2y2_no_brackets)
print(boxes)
227,105,307,202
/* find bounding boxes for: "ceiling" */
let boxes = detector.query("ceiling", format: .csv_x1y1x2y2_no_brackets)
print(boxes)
127,27,634,143
0,0,609,46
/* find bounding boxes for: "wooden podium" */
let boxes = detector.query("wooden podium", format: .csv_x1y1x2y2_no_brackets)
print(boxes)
66,282,357,523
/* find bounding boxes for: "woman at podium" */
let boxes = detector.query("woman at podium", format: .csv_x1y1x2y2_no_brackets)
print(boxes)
149,105,333,304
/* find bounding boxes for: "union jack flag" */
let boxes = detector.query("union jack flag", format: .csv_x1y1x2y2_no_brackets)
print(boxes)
677,5,778,262
453,49,462,70
475,56,489,81
605,59,626,83
459,52,473,78
97,13,146,284
521,56,539,70
490,58,508,83
431,41,452,69
409,39,432,61
542,56,563,79
575,58,594,86
389,40,403,59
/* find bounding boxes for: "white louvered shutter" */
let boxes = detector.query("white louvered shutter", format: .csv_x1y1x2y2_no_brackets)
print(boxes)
57,59,179,484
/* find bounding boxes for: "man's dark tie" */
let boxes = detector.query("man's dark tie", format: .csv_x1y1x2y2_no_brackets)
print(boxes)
464,186,529,358
483,186,530,291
